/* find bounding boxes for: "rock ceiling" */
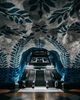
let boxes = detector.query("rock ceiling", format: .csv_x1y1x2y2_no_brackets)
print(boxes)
0,0,80,64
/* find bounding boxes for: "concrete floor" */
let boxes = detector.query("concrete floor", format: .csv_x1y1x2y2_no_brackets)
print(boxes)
0,88,80,100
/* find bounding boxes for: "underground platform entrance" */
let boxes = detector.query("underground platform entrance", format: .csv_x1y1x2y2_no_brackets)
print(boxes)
19,47,63,89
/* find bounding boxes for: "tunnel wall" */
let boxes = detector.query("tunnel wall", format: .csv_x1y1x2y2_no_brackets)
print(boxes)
64,51,80,84
1,34,79,85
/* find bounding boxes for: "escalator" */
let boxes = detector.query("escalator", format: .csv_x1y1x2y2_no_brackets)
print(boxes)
26,69,36,87
19,48,62,88
35,70,46,86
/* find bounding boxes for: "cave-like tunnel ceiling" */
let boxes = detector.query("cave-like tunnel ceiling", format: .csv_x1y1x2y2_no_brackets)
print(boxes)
0,0,80,68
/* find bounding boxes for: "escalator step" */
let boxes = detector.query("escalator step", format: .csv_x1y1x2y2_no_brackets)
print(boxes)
35,70,45,86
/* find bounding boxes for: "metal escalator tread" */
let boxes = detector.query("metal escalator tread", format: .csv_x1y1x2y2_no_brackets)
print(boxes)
29,70,35,81
35,70,45,86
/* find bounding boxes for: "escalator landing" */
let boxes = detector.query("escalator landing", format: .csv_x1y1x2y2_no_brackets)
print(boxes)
18,87,63,92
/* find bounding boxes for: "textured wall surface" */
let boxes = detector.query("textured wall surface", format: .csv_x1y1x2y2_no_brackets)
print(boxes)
0,0,80,84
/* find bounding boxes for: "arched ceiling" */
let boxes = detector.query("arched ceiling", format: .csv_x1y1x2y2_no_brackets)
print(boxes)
0,0,80,65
